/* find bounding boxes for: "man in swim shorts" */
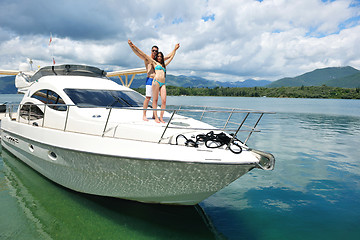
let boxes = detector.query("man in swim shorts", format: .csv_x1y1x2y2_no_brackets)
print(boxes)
144,46,158,118
128,44,158,121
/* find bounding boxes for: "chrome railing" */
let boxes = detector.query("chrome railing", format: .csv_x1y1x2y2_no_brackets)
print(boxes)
3,103,275,145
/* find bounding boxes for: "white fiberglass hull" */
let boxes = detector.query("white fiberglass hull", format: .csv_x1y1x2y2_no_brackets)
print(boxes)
0,64,275,205
1,118,257,205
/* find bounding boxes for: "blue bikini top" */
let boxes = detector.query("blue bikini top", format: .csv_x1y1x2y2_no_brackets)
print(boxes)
155,65,166,73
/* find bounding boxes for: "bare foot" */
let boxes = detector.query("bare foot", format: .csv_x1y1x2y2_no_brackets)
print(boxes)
155,118,160,123
143,116,149,121
160,118,165,123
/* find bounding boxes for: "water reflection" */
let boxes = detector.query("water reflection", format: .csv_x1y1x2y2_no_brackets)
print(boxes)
202,179,360,240
1,149,223,240
199,110,360,239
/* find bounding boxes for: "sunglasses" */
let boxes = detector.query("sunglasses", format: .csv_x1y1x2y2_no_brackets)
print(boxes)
152,49,158,52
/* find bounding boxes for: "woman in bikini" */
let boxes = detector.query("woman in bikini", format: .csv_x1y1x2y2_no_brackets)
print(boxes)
128,40,180,123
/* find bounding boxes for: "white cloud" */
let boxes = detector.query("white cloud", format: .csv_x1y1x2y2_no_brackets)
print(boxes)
0,0,359,81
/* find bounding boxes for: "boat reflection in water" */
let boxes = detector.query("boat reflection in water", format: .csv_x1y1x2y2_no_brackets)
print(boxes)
2,149,223,240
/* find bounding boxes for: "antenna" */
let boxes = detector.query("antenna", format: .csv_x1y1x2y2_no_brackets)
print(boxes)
49,32,55,65
27,58,33,71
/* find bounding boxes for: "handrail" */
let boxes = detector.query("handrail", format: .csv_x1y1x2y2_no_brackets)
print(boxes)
4,103,274,145
63,105,70,131
244,113,263,145
102,108,112,137
158,110,177,143
227,112,250,150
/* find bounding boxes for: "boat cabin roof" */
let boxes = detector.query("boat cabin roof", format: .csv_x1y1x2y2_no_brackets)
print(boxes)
31,64,107,82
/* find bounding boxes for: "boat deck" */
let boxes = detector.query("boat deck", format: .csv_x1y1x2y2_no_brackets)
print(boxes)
1,104,274,145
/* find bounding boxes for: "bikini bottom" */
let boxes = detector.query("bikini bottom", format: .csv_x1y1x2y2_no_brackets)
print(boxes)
154,79,165,88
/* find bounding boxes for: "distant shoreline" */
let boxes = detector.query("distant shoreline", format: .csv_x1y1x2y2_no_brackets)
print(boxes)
1,85,359,100
136,85,360,99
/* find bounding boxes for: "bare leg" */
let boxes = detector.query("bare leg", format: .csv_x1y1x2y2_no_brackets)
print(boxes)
152,82,160,123
143,96,151,121
159,85,167,123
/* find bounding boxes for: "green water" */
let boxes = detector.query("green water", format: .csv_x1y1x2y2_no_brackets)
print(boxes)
1,148,221,239
1,95,360,239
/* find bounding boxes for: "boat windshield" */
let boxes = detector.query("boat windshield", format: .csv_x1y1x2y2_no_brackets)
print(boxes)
31,65,107,82
64,89,146,108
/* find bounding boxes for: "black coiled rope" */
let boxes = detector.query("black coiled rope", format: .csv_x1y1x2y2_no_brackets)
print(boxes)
176,131,242,154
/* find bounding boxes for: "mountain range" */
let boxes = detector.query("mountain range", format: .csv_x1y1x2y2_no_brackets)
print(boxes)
1,66,359,94
110,74,271,89
267,66,360,88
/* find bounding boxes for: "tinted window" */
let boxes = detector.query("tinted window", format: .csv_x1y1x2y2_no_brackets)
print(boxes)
31,89,48,103
63,89,146,108
19,102,44,120
31,89,67,111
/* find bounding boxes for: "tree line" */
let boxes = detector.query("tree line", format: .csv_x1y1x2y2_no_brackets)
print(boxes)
134,85,360,99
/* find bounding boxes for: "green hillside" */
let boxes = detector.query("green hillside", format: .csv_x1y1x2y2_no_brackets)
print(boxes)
134,85,360,99
267,66,360,88
325,72,360,88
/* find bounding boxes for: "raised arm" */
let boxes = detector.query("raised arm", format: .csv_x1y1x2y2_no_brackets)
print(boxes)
128,40,156,64
165,43,180,66
164,43,180,61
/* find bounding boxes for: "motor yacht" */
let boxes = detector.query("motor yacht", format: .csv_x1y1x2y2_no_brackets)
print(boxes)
0,64,275,205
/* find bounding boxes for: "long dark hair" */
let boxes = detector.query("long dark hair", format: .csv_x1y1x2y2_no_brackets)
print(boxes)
156,52,166,69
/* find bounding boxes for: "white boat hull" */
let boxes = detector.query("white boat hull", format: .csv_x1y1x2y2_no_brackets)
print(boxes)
1,119,255,205
0,64,275,205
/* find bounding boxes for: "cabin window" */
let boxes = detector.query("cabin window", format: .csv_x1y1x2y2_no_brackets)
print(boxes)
19,102,44,120
63,89,145,108
31,89,67,111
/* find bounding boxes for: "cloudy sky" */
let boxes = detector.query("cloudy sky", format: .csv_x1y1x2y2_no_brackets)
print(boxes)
1,0,360,82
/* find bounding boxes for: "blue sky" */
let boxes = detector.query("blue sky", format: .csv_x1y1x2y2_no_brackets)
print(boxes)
0,0,360,81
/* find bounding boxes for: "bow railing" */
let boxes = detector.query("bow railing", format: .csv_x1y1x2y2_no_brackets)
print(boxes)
2,103,275,145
